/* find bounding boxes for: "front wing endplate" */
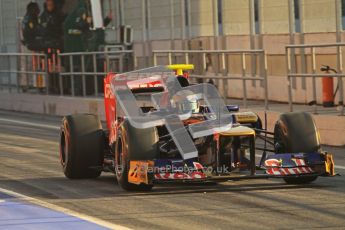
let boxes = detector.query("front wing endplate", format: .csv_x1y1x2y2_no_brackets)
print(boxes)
128,161,154,185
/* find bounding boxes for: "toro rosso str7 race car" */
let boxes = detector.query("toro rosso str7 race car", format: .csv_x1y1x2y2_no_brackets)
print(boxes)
59,64,336,191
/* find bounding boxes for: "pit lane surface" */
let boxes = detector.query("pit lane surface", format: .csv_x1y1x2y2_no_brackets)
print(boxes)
0,110,345,230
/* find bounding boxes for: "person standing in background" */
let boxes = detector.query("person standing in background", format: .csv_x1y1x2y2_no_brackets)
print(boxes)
62,0,91,95
22,2,43,52
63,0,112,53
63,0,90,53
40,0,65,51
40,0,65,94
63,0,113,95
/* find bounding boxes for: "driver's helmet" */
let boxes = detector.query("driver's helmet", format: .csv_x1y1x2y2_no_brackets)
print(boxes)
172,90,199,114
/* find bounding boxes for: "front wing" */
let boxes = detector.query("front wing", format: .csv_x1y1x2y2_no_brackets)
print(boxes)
127,152,335,185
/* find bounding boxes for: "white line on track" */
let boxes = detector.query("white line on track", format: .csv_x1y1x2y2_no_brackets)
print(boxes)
335,165,345,170
0,188,132,230
0,118,60,130
1,117,345,171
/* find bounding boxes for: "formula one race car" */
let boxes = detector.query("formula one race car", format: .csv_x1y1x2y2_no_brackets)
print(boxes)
59,64,336,191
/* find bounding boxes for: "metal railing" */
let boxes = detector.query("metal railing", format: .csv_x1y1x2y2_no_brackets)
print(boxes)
153,49,269,109
0,52,48,93
58,50,136,97
286,43,345,116
0,50,136,97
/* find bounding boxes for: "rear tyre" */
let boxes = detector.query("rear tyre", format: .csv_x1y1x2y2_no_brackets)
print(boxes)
274,112,320,184
59,114,104,179
115,120,158,191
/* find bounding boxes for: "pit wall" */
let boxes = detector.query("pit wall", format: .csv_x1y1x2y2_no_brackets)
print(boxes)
1,91,344,147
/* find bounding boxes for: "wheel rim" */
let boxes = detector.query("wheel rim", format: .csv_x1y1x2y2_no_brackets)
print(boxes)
60,131,67,167
115,136,124,178
60,121,70,168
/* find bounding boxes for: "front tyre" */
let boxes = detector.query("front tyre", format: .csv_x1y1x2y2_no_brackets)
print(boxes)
283,176,318,184
274,112,320,154
115,120,158,191
274,112,320,184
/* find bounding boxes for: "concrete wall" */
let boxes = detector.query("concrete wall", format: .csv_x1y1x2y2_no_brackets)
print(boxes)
261,0,290,34
302,0,336,33
130,0,344,105
0,91,105,119
124,0,144,42
0,0,21,50
0,0,341,46
222,0,251,35
150,0,173,40
190,0,214,37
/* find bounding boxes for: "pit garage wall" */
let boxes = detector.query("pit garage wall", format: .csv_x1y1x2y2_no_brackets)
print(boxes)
134,33,345,105
127,0,345,104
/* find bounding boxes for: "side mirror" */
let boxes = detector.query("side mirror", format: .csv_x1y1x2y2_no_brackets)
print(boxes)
226,105,239,112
